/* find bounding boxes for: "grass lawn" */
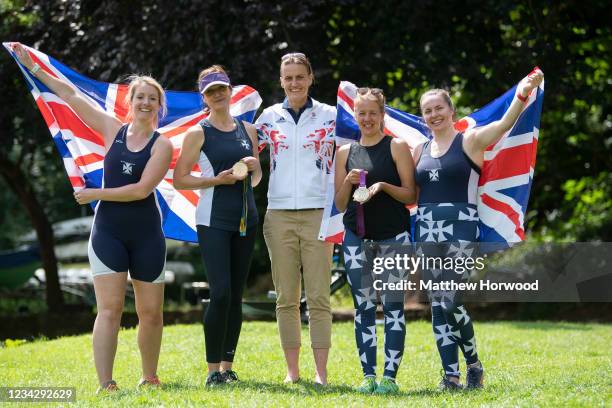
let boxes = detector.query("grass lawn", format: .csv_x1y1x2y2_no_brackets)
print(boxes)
1,321,611,407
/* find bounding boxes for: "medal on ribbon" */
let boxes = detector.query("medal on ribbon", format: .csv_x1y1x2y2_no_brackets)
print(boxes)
354,170,367,237
353,170,370,203
232,161,248,179
232,160,249,236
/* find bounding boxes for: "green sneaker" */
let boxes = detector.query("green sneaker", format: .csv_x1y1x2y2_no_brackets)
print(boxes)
356,376,377,393
374,377,399,395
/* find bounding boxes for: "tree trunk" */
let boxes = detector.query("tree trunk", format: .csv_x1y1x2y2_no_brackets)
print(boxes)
0,159,64,312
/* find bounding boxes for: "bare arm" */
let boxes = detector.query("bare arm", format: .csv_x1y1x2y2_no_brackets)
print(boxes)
74,136,173,203
173,125,242,190
12,43,121,148
369,138,416,204
334,145,363,212
411,142,423,204
242,122,262,187
412,142,424,165
464,69,544,156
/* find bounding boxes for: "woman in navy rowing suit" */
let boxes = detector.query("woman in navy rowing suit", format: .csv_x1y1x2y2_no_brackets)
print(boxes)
414,69,544,390
12,43,173,392
174,65,261,387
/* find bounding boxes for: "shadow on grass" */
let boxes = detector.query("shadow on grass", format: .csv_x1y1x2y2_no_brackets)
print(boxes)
84,381,491,401
94,382,201,399
400,388,459,397
158,381,202,391
229,379,354,395
228,379,469,398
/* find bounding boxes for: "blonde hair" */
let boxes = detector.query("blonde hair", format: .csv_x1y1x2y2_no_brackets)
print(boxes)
419,88,455,112
124,75,167,123
353,88,386,131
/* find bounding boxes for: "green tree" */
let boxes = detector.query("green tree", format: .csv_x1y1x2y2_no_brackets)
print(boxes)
1,0,609,299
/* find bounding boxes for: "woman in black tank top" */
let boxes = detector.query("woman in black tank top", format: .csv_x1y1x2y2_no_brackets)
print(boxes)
174,65,262,386
416,69,544,391
12,42,174,393
334,87,416,394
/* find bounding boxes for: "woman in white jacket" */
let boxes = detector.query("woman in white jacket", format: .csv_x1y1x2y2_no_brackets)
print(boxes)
256,53,336,386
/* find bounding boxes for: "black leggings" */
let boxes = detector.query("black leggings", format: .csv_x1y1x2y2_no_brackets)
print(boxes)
197,225,256,363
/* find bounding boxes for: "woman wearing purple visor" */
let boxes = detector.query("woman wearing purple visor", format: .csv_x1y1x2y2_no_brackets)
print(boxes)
174,66,262,387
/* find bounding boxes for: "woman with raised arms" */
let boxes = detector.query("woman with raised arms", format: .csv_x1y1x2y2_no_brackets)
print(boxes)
414,69,544,390
12,43,173,392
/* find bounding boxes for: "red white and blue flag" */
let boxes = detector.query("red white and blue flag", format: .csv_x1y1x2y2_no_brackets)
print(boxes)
4,43,262,242
319,77,544,245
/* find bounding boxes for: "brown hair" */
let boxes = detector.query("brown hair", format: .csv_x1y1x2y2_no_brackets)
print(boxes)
419,88,455,112
197,64,229,87
124,75,167,123
197,65,232,112
280,52,315,83
354,88,386,131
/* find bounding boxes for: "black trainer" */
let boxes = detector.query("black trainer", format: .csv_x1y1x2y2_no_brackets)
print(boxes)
438,371,463,391
206,371,225,387
466,362,484,389
222,370,239,383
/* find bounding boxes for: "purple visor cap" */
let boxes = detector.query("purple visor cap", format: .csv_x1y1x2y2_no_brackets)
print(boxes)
199,72,231,93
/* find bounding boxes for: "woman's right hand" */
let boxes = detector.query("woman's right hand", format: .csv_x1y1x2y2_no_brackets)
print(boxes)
11,43,34,71
345,169,366,185
517,68,544,98
215,169,243,185
74,188,99,205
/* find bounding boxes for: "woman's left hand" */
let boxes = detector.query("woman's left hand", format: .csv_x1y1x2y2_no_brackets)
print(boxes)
517,68,544,98
241,156,258,172
74,188,98,205
364,182,384,203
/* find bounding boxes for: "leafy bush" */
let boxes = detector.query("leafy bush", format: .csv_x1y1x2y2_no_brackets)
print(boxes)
535,172,612,241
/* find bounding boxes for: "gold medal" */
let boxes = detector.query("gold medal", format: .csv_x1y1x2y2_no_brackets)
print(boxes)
353,186,370,203
232,161,248,178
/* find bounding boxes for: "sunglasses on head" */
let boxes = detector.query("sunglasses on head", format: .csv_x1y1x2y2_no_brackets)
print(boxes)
281,52,306,61
357,87,383,96
356,87,383,96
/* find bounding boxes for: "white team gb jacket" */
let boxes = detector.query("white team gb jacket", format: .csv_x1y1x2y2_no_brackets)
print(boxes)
256,98,336,210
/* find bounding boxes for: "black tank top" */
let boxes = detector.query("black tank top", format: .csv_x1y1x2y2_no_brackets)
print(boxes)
343,136,410,240
415,133,481,205
98,124,159,212
196,118,258,231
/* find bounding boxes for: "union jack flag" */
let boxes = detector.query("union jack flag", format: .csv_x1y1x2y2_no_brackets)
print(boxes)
4,43,262,242
319,75,544,245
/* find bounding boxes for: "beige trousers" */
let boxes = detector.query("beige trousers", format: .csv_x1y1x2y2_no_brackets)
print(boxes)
263,209,333,349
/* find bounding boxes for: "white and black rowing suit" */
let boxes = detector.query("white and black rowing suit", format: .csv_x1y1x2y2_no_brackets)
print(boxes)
195,118,258,365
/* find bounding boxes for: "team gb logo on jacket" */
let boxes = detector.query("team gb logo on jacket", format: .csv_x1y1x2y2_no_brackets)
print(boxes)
303,119,335,174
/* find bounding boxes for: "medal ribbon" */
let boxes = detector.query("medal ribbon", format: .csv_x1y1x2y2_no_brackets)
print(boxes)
239,176,248,237
356,170,366,237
